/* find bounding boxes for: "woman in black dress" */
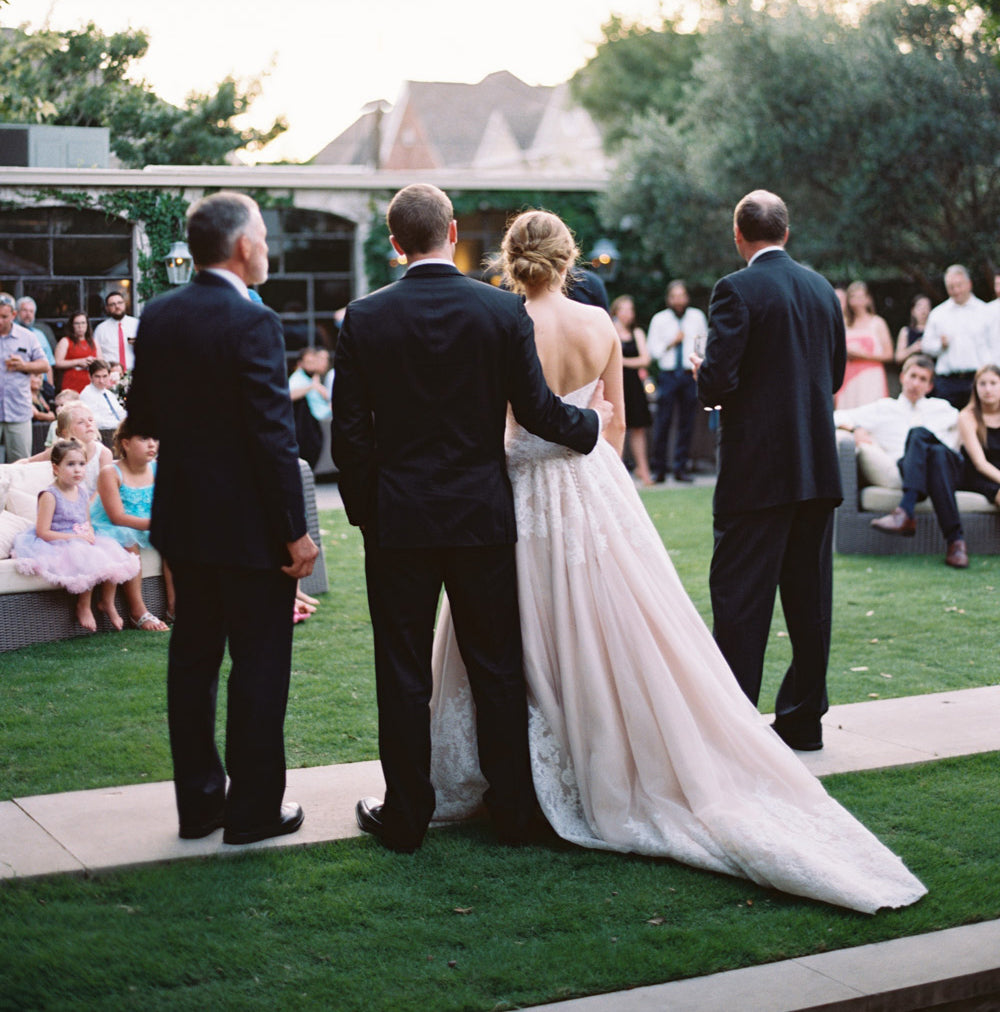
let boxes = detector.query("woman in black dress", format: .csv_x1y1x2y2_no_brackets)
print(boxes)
610,295,653,486
957,364,1000,505
895,294,931,364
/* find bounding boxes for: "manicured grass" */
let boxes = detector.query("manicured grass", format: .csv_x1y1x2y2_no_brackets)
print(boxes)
1,754,998,1011
1,488,997,800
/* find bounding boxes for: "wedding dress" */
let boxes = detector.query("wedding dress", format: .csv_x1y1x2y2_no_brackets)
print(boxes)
429,379,926,914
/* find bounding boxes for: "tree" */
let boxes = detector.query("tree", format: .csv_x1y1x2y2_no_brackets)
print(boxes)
0,22,286,166
570,14,701,149
603,0,1000,294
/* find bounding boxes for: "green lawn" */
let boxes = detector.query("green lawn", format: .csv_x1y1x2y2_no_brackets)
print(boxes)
1,487,998,1010
1,487,996,800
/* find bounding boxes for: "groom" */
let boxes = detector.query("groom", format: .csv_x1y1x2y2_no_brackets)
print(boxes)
695,190,846,751
332,183,611,853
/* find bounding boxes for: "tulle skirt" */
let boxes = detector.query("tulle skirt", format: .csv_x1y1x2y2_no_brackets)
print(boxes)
13,531,141,594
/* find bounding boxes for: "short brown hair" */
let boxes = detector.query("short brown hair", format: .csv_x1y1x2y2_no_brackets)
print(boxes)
735,190,788,243
386,184,453,256
901,353,935,376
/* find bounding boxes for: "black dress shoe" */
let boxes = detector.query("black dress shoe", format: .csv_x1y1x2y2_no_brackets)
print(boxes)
771,723,823,751
673,471,694,483
223,802,304,845
178,812,225,840
652,472,666,484
355,797,418,853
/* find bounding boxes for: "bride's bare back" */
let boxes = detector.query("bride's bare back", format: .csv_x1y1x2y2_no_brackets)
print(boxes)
525,287,626,451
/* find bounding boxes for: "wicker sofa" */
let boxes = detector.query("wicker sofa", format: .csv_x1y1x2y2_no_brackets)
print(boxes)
833,430,1000,555
0,458,328,653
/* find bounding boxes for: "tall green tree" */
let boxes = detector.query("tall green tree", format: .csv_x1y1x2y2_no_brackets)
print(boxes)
570,14,701,149
603,0,1000,293
0,22,286,166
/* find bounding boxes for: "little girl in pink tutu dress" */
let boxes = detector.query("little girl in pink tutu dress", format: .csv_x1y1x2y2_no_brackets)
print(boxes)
12,438,140,631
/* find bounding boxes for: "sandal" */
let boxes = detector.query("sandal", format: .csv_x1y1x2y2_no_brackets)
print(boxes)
131,612,169,632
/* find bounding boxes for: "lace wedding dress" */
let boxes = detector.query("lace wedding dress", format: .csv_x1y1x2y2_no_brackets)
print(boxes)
429,380,926,914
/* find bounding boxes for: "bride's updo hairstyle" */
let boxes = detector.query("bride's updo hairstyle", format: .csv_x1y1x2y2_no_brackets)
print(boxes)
501,210,579,295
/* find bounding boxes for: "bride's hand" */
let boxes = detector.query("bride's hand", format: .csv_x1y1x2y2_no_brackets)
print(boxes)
587,379,614,432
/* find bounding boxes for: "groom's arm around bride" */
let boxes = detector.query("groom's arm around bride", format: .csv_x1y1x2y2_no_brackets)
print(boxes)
332,183,612,853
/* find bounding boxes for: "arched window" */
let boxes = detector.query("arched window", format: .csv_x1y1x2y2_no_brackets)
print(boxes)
0,205,133,343
256,207,354,364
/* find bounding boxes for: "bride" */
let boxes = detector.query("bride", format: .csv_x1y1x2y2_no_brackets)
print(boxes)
428,210,926,914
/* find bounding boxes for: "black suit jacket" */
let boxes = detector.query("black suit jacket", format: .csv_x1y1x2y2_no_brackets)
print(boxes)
697,249,846,515
127,271,307,569
332,263,599,548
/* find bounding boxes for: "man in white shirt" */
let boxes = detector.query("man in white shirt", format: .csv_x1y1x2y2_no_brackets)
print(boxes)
921,265,992,409
834,354,968,568
79,359,126,431
646,280,708,482
93,290,138,372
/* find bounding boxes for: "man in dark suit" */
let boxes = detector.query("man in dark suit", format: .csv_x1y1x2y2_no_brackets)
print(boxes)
333,183,610,853
128,192,318,844
694,190,846,751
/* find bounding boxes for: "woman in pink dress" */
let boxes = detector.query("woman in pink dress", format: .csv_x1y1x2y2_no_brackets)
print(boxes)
835,281,893,409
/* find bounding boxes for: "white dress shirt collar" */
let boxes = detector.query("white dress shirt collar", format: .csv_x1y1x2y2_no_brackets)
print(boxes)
202,267,250,300
748,246,786,266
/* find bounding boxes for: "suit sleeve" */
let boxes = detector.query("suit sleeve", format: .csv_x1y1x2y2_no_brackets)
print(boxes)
331,308,377,528
236,309,307,543
506,301,599,454
698,277,749,407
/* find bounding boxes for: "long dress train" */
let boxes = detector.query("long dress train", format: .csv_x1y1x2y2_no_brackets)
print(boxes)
429,380,926,914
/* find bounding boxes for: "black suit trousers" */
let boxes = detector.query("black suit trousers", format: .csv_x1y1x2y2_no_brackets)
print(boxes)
363,540,534,850
710,499,836,737
167,561,297,832
898,426,964,542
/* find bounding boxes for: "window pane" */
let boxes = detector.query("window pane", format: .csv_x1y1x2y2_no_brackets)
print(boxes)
49,206,131,237
54,238,131,276
0,209,50,235
86,279,133,319
257,279,308,311
284,239,352,273
315,277,351,311
279,208,353,236
25,281,87,327
0,238,49,275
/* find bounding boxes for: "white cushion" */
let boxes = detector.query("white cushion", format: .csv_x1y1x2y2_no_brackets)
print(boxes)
860,486,1000,514
0,510,32,559
857,443,902,490
0,462,53,511
5,487,38,521
0,548,162,594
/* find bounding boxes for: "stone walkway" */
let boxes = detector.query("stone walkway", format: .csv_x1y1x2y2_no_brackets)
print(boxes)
3,685,999,1009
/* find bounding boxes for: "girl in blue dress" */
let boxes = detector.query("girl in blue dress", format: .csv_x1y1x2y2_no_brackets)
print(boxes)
91,417,174,631
13,439,140,631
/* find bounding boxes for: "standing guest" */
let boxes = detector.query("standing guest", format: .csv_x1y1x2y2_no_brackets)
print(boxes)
956,363,1000,507
647,280,707,483
835,280,892,409
93,290,138,372
0,293,50,462
79,359,125,431
694,190,846,752
127,191,317,846
610,295,653,486
16,297,56,387
835,355,966,568
565,266,610,312
921,265,992,409
54,312,97,393
332,183,607,854
895,294,932,364
288,347,331,469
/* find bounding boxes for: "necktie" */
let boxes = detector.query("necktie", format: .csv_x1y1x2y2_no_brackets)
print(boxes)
117,321,126,370
103,391,120,421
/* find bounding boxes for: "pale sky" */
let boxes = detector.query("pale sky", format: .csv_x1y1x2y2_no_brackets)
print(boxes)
5,0,691,163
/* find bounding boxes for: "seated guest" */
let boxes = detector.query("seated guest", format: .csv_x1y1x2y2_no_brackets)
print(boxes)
44,390,80,447
956,364,1000,508
29,402,111,498
79,359,126,432
30,373,56,422
834,354,969,568
289,347,331,468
